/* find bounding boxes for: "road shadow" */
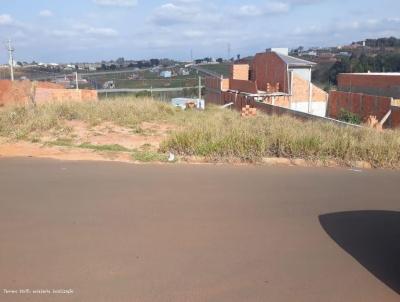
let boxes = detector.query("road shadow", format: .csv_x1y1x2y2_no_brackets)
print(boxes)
319,210,400,294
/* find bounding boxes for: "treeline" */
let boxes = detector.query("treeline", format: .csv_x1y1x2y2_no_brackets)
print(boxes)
315,53,400,86
364,37,400,48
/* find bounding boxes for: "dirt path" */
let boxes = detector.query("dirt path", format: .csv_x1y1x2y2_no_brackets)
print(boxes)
0,141,132,163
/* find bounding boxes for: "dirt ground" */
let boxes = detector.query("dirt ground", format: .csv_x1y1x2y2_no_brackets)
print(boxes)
62,120,175,150
0,121,177,163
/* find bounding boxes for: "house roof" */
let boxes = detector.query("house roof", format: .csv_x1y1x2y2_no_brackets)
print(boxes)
275,53,316,68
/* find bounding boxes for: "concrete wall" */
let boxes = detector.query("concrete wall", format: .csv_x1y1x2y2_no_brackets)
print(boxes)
252,52,288,93
290,102,327,117
291,68,311,82
338,73,400,98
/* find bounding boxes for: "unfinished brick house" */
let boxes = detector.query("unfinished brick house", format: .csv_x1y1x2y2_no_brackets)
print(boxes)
205,48,328,116
327,73,400,128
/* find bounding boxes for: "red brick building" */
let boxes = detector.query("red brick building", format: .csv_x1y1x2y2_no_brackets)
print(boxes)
205,49,328,116
327,73,400,128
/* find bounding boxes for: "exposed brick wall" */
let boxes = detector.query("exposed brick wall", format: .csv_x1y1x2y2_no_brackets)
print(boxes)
312,84,328,102
0,80,63,107
229,79,258,94
221,79,230,91
205,90,223,105
34,88,98,104
338,73,400,98
208,90,357,127
205,77,221,90
291,74,328,103
264,95,290,107
205,77,228,105
231,64,249,80
328,91,392,122
252,52,288,93
391,106,400,128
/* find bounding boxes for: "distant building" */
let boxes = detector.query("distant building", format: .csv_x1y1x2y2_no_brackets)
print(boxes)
179,68,190,76
160,70,172,78
338,52,351,57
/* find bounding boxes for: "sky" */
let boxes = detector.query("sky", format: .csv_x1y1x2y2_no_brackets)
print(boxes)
0,0,399,63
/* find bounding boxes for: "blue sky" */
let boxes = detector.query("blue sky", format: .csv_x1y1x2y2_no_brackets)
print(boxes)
0,0,399,63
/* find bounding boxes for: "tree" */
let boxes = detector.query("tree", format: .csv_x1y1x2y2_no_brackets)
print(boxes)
150,59,160,66
216,58,223,63
116,57,125,66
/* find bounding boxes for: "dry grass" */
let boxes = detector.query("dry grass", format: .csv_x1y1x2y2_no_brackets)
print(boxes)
1,96,400,168
0,97,178,140
161,106,400,168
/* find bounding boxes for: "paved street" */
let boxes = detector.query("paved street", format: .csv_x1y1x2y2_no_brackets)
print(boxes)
0,158,399,301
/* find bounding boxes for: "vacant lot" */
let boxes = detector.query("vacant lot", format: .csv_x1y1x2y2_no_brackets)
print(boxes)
0,97,400,168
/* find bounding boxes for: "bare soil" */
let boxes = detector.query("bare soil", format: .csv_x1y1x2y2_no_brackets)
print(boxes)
0,121,177,163
62,120,175,150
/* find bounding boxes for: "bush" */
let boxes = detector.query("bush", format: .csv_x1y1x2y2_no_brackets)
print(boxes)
338,108,361,125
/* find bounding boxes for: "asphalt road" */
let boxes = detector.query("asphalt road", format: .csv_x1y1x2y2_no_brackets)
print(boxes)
0,158,399,302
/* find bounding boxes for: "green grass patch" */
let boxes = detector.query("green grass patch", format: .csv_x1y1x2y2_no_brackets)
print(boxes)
132,150,167,162
78,143,132,152
47,138,74,147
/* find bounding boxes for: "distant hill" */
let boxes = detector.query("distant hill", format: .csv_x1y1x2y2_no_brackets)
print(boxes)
358,37,400,48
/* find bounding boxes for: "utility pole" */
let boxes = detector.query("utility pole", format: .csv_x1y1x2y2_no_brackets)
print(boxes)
6,39,15,81
227,43,231,61
190,49,193,63
198,75,202,100
75,71,79,90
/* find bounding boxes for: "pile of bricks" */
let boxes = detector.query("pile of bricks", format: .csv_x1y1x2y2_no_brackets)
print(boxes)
185,101,196,109
241,105,257,117
266,83,280,93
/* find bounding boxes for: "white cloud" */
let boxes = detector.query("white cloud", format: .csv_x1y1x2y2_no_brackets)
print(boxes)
93,0,138,7
49,23,119,39
39,10,53,17
84,26,119,37
0,14,14,25
150,1,221,26
238,2,290,16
